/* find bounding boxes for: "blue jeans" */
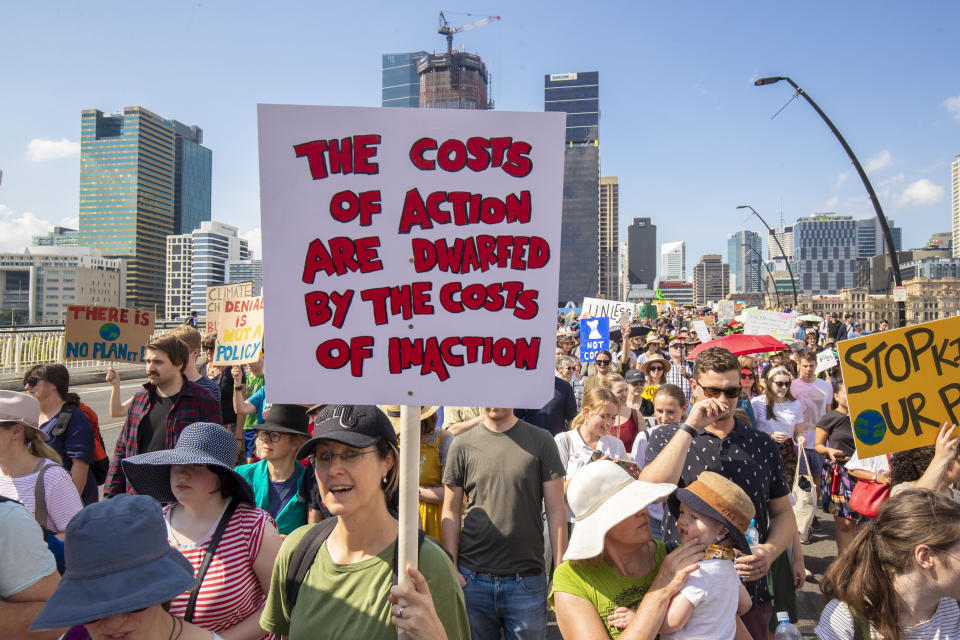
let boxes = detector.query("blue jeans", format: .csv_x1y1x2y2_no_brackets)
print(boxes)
460,568,547,640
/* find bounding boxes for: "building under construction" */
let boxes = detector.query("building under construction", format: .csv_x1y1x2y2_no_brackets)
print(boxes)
417,51,491,110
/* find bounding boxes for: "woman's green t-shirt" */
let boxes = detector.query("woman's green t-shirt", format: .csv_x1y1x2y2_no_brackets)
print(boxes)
550,539,667,638
261,524,471,640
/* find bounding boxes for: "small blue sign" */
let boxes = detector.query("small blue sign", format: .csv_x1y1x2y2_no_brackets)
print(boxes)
579,317,610,362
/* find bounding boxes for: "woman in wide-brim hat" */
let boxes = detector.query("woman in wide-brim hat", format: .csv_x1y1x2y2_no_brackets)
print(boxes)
30,494,221,640
550,460,706,639
381,405,451,544
639,356,671,403
260,404,470,640
235,404,312,536
0,389,82,535
122,422,282,640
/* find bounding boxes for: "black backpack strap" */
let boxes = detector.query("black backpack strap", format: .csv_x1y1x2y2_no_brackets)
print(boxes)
183,498,239,622
50,403,77,439
285,517,338,611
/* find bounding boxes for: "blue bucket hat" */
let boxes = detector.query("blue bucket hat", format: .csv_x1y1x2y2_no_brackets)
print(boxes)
121,422,255,505
30,494,196,630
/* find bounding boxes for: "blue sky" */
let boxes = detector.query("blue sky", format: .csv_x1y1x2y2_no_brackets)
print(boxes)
1,1,957,275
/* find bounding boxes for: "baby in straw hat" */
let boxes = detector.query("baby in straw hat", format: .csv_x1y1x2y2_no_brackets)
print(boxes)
658,471,754,640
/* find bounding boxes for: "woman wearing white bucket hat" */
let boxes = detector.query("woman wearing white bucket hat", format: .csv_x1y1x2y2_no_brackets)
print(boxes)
549,460,706,639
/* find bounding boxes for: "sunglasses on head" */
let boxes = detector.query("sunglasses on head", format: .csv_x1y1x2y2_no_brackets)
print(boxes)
698,385,742,399
25,377,40,388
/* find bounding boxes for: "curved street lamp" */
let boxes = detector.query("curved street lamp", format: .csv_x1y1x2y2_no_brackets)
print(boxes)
754,75,906,328
736,204,798,306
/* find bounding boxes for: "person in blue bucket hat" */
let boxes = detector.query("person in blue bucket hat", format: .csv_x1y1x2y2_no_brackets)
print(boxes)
30,493,222,639
121,422,281,640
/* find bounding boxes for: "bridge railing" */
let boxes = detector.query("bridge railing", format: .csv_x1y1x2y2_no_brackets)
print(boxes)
0,326,172,376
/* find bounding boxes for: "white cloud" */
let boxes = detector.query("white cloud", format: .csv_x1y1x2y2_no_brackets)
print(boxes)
865,150,892,173
824,196,839,210
241,227,262,259
26,137,80,162
898,179,944,206
943,96,960,123
0,205,54,251
835,172,848,188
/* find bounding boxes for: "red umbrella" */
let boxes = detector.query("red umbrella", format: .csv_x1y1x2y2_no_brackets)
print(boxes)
685,334,787,360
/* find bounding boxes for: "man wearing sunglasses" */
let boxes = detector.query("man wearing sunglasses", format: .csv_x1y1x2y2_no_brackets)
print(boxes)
641,347,795,640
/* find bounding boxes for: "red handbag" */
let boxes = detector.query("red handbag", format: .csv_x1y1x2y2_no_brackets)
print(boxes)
849,456,892,518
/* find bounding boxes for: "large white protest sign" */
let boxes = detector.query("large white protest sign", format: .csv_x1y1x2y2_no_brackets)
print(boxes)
581,297,641,321
258,105,565,406
743,309,797,339
717,300,735,320
692,320,711,343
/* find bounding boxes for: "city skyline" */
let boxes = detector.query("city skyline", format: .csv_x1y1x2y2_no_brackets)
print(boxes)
2,3,958,280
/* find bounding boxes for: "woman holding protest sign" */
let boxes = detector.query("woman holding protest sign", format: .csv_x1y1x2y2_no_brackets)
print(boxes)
816,490,960,640
260,405,470,640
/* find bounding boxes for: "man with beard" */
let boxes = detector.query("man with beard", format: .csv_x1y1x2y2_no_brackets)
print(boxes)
103,334,221,497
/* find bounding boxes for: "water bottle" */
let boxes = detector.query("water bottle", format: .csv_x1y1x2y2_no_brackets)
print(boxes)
774,612,801,639
745,518,760,548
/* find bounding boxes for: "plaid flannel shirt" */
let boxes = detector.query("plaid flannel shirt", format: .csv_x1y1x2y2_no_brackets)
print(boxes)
104,377,222,497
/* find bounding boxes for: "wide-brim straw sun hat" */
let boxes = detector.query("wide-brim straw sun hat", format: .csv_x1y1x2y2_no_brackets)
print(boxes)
675,471,756,555
640,356,672,377
121,422,255,505
564,460,676,562
381,405,439,431
30,494,196,630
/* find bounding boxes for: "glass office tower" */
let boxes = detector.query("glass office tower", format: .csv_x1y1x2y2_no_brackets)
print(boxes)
545,71,600,304
382,52,428,107
79,107,211,313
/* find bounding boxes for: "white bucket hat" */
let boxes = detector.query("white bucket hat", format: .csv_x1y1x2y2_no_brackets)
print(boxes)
564,460,675,562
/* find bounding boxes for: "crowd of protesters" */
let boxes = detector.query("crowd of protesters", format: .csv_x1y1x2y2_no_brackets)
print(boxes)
1,305,958,640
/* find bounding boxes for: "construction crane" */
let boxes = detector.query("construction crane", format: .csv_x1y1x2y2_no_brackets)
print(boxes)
438,11,500,55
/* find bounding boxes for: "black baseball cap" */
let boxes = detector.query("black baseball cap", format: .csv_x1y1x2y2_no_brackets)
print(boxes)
296,404,397,459
625,369,645,384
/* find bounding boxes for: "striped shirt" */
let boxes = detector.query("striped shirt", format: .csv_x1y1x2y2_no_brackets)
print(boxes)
0,460,82,532
165,502,276,638
816,597,960,639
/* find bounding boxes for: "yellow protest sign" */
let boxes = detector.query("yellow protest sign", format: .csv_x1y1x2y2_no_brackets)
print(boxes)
212,296,264,366
839,315,960,457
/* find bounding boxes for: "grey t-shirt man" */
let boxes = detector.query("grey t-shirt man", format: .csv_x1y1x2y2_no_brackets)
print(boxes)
443,418,565,575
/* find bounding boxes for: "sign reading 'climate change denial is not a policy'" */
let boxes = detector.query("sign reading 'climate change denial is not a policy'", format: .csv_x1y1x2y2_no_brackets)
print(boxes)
257,105,566,407
839,314,960,458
